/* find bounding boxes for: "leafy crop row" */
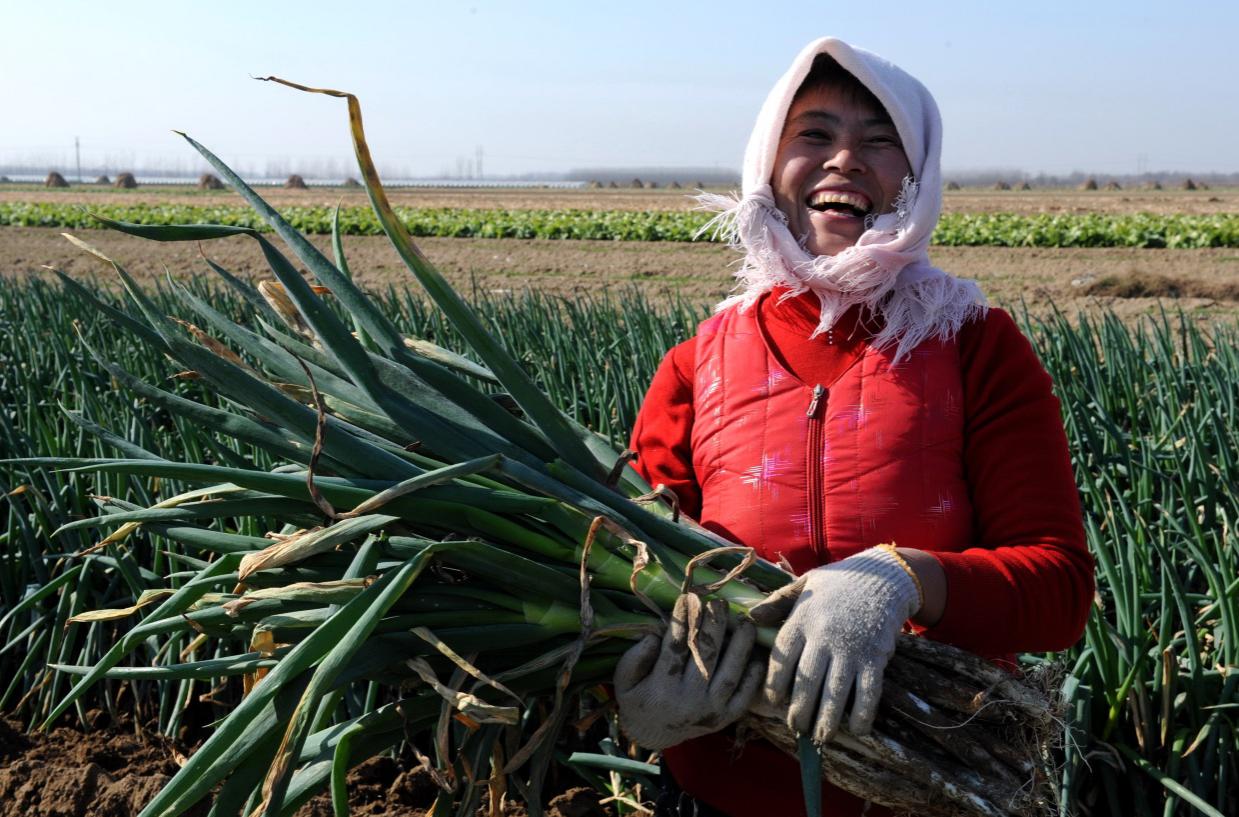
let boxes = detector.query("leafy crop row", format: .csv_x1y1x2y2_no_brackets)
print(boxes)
2,201,1237,247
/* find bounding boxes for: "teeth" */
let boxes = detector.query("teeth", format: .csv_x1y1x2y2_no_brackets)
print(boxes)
807,191,872,213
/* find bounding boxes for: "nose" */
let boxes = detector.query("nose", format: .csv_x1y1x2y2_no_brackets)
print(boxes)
823,139,865,175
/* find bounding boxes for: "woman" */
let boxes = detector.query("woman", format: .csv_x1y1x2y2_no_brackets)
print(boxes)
612,37,1094,817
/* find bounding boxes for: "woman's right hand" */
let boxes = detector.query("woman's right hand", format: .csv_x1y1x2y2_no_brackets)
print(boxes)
613,593,764,751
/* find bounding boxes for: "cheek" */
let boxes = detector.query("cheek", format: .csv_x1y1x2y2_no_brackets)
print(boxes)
883,154,913,185
772,156,809,206
876,156,913,203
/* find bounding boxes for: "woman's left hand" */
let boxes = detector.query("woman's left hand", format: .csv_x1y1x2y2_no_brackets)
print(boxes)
748,545,922,744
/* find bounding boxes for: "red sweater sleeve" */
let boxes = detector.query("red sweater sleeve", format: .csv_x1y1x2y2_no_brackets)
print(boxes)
920,309,1095,655
628,339,703,520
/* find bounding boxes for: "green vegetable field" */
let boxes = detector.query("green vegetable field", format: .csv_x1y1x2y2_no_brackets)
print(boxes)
3,201,1237,248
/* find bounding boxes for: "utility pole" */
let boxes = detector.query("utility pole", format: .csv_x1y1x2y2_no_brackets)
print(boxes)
75,137,82,183
475,145,483,181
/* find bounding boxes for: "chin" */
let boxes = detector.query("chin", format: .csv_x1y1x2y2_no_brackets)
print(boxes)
798,213,864,257
807,235,860,257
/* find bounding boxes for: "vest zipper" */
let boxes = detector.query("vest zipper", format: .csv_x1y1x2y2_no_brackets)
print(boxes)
806,384,827,560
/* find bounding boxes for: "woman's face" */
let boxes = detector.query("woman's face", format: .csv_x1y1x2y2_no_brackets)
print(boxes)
771,83,912,256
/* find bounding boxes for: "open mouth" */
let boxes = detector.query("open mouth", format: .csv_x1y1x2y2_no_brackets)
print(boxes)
806,190,872,218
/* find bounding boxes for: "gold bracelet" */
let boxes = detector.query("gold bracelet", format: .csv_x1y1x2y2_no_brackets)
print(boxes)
877,543,924,609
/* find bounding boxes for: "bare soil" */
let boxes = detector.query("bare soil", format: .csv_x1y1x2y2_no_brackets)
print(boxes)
0,716,609,817
4,226,1237,324
0,715,201,817
1,183,1236,215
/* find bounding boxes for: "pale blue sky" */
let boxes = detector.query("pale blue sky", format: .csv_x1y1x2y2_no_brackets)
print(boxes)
3,1,1236,177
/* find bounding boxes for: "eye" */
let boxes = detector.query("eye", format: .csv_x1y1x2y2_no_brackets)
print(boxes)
799,128,833,141
867,133,901,147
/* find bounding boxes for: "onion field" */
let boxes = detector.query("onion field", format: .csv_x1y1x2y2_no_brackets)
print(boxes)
1,268,1235,815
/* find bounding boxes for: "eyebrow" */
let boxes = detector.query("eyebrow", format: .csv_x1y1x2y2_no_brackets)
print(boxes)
789,111,895,128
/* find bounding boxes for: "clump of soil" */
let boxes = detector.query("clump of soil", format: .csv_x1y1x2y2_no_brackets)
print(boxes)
294,756,440,816
547,787,608,817
0,715,200,817
1084,270,1239,301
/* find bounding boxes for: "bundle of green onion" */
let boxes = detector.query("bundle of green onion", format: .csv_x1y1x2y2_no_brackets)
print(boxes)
18,79,1060,817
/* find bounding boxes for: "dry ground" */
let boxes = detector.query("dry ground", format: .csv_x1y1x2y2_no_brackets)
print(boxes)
0,716,603,817
4,226,1237,324
2,183,1237,215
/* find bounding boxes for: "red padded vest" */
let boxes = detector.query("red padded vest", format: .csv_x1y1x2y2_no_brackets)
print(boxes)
690,304,975,572
665,304,979,816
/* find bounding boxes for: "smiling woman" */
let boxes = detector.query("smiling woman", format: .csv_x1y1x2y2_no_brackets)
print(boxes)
619,36,1094,817
771,55,913,257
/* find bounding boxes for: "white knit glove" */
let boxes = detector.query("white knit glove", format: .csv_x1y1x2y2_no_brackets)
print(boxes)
748,545,922,744
613,593,764,751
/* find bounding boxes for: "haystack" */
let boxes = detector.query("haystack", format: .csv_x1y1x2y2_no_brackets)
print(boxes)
992,181,1010,190
629,178,643,189
668,180,682,189
1103,181,1121,191
607,181,619,189
198,173,225,190
1181,178,1197,191
1016,181,1031,191
693,181,705,189
1142,180,1163,190
285,174,308,189
0,176,10,183
588,180,604,189
644,180,659,189
1079,178,1098,191
944,181,961,191
45,171,69,188
115,172,138,189
342,177,361,188
1198,181,1210,190
95,175,111,185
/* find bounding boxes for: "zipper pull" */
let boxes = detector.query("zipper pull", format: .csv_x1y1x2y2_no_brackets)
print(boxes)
806,384,826,418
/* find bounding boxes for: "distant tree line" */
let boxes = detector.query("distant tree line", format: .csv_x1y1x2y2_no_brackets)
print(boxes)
565,167,740,185
941,169,1239,188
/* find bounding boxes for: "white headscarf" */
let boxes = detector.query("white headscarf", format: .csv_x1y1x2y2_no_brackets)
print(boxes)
700,37,986,362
